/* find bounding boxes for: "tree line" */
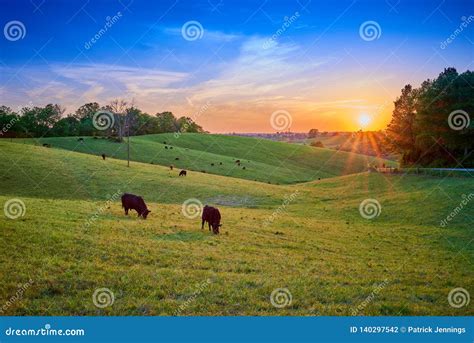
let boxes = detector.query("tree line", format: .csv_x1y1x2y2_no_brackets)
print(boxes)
385,68,473,167
0,100,205,140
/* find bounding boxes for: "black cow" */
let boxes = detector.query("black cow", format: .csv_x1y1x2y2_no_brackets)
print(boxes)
201,205,221,234
179,170,187,176
101,154,106,160
121,193,151,219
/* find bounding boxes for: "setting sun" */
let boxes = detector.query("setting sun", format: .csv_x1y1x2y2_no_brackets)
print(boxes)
358,113,372,128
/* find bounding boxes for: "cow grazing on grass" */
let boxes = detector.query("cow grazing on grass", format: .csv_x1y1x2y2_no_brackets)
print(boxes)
121,193,151,219
101,154,106,160
42,143,51,148
235,160,240,164
201,205,221,234
179,170,187,176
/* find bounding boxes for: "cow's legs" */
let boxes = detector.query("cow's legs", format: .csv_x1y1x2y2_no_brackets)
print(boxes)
208,223,211,231
201,219,205,229
124,207,129,215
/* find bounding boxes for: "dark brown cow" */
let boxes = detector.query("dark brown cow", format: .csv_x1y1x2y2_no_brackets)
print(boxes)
121,193,151,219
101,154,106,160
179,170,187,176
201,205,221,234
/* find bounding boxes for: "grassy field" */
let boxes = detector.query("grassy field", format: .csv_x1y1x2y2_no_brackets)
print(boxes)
0,139,472,316
16,133,396,184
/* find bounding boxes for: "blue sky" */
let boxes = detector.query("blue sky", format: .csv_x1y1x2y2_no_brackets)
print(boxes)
0,0,473,132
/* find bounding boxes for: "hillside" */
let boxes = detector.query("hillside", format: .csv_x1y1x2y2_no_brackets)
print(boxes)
0,141,472,316
16,133,396,184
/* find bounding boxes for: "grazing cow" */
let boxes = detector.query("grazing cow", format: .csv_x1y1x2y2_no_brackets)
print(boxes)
101,154,106,160
121,193,151,219
235,159,240,163
42,143,51,148
179,170,187,176
201,205,221,234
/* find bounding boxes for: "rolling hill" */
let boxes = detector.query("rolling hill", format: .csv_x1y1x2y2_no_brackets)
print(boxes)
16,133,396,184
0,140,472,316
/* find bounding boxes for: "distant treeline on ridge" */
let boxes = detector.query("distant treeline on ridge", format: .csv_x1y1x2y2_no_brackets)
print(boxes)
0,100,205,139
